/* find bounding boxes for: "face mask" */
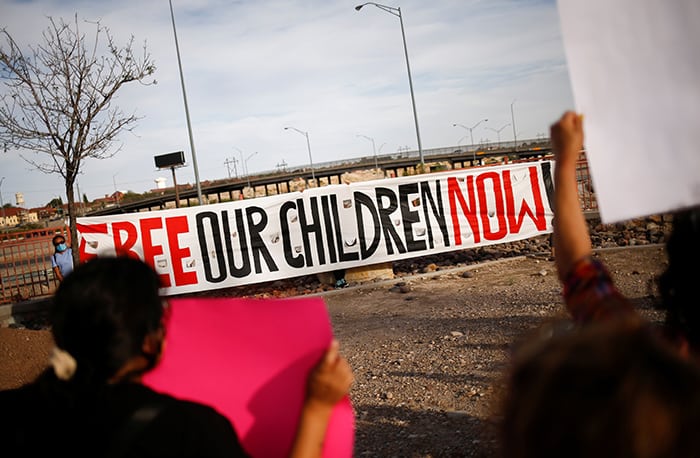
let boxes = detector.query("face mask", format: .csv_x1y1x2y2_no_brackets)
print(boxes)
56,243,67,252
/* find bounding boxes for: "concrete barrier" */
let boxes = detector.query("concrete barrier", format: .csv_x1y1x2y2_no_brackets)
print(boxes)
317,262,395,286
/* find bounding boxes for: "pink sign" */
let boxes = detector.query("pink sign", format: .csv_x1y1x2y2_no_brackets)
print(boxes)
143,297,354,457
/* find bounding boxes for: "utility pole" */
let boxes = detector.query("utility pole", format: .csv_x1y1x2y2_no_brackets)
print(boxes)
276,160,288,172
224,157,238,178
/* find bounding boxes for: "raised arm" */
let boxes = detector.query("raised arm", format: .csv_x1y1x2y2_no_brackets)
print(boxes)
289,339,354,458
551,111,591,282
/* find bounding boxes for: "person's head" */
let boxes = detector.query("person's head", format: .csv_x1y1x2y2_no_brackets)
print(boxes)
52,234,67,252
50,256,166,386
659,206,700,353
500,319,700,458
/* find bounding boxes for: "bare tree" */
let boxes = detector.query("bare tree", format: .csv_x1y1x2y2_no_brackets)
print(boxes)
0,15,156,264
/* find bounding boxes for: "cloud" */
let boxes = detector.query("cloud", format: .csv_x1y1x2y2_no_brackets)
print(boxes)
0,0,573,208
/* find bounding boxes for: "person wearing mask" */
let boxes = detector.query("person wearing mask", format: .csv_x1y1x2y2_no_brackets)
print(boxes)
50,233,74,282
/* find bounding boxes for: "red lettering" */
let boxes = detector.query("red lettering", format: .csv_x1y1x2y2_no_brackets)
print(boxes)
166,216,197,286
476,172,507,241
140,217,171,287
77,222,108,262
503,167,547,233
448,176,480,245
112,222,139,258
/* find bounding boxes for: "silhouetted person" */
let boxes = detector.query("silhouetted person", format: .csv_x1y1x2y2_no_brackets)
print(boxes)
0,256,353,457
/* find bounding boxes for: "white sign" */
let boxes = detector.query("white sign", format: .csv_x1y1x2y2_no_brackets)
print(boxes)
557,0,700,222
77,162,554,296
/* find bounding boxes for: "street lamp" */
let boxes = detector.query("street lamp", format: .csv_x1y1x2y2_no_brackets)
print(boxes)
284,126,315,181
169,0,202,205
245,152,258,188
355,2,424,166
357,134,378,170
486,123,511,144
511,99,518,152
453,119,488,163
453,119,488,146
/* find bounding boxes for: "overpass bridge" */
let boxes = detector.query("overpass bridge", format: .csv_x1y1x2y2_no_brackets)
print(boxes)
88,139,552,216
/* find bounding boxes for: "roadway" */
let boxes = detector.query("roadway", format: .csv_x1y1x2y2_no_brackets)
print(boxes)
87,140,552,216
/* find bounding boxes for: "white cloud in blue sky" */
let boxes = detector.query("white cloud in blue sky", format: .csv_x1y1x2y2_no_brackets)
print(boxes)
0,0,573,208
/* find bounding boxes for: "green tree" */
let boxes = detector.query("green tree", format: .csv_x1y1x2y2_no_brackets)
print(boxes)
0,15,156,264
121,190,143,202
47,196,64,208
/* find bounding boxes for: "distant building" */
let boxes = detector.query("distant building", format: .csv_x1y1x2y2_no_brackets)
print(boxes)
0,206,38,227
155,177,167,189
91,191,124,209
31,206,59,221
148,183,192,195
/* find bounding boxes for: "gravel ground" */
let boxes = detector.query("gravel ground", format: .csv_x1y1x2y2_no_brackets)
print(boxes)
0,216,671,457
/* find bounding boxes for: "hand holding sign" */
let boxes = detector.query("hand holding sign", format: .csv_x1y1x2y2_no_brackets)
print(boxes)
290,339,355,458
143,296,355,458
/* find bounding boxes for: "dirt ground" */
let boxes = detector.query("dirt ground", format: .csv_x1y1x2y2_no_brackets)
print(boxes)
0,244,668,457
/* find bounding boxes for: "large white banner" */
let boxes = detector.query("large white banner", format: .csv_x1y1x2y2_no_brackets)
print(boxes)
77,161,554,296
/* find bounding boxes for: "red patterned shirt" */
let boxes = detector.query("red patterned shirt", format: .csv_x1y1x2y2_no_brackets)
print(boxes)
563,257,636,324
563,255,691,357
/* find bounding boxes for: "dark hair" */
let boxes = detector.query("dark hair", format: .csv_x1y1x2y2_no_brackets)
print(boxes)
659,206,700,351
52,234,66,246
50,256,165,386
500,320,700,458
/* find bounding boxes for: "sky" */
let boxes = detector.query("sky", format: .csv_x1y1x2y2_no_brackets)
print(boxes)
0,0,574,209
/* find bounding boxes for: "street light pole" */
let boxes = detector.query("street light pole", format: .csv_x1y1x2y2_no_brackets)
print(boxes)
355,3,424,166
169,0,203,205
245,152,258,188
284,127,315,181
453,119,488,163
486,123,511,144
357,134,378,170
511,99,518,152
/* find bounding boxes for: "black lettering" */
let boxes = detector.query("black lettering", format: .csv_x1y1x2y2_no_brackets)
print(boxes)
332,194,359,262
354,191,380,259
321,195,338,263
222,209,252,278
280,201,304,268
421,180,450,249
376,187,406,255
245,206,278,273
297,197,325,267
398,183,427,252
196,212,226,283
